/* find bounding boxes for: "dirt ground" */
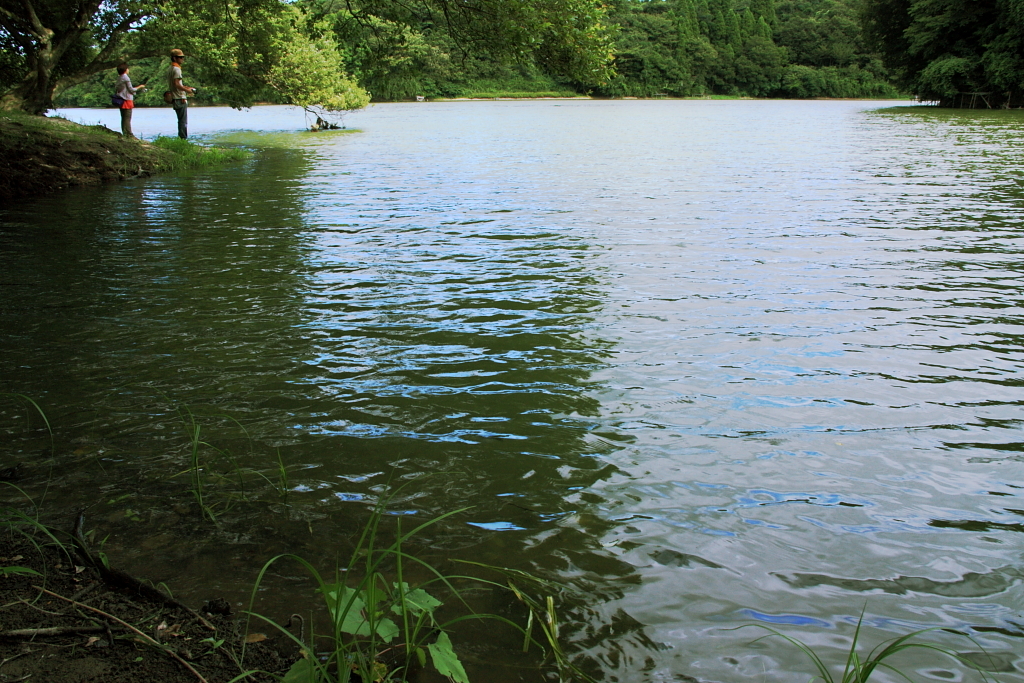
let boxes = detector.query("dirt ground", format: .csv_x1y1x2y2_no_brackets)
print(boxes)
0,533,296,683
0,112,175,203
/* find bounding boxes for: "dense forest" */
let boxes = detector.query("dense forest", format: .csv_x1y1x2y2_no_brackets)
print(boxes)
51,0,899,108
595,0,897,98
4,0,1022,110
861,0,1024,107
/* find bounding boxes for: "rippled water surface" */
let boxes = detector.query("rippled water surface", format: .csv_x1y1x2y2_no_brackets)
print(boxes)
3,100,1024,682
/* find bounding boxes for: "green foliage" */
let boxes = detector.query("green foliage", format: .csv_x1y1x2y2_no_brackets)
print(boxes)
740,611,998,683
16,0,616,110
458,91,580,99
245,488,523,683
0,565,41,577
261,9,369,114
311,0,614,100
860,0,1024,104
595,0,896,99
778,64,900,98
150,137,251,171
33,0,917,107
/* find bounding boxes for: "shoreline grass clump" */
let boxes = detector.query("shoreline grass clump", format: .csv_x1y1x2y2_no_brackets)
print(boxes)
0,487,66,580
243,483,594,683
739,610,999,683
151,136,251,170
169,401,270,523
245,500,500,682
0,110,250,201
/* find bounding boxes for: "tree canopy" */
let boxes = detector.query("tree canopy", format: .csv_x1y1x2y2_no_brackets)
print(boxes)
0,0,614,114
861,0,1024,105
592,0,895,98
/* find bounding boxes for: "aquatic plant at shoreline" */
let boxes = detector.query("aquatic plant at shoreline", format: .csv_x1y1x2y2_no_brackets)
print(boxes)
173,403,254,523
0,486,68,580
170,402,302,523
242,484,590,683
738,610,999,683
151,137,251,171
459,561,598,683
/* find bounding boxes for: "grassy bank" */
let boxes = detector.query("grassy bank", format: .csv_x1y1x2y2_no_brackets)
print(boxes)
0,110,249,203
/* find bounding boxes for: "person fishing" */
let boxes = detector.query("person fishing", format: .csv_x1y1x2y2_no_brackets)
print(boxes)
115,63,146,139
167,48,196,139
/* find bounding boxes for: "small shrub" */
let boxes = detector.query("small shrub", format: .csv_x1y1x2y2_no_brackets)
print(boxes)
151,137,250,170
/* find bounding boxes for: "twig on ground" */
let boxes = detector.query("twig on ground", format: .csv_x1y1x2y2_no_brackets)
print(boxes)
0,651,32,668
0,625,105,638
34,587,210,683
12,597,66,616
69,581,101,602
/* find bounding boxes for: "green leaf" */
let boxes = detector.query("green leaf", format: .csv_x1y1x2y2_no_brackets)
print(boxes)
0,566,40,577
375,617,399,643
391,582,442,616
321,583,371,635
428,632,469,683
282,657,314,683
320,583,398,641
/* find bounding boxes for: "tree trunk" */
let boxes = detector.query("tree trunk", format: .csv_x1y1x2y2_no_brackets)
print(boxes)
0,69,60,115
0,0,106,114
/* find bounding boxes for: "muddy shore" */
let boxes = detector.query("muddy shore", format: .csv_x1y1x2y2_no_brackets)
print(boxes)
0,111,244,204
0,531,295,682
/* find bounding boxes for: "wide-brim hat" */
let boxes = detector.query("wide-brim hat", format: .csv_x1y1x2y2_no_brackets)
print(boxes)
170,48,185,57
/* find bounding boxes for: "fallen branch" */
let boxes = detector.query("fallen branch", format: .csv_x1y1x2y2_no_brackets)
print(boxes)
71,512,215,631
34,587,210,683
0,624,105,638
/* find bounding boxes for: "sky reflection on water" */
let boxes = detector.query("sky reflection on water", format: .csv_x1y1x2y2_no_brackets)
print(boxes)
5,100,1024,682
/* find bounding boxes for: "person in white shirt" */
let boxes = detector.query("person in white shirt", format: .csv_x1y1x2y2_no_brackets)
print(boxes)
167,49,196,139
115,63,146,139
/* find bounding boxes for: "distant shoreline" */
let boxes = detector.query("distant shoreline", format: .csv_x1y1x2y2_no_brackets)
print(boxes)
52,95,915,110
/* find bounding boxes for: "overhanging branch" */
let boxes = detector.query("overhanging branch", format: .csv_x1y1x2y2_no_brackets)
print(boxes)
18,0,48,41
53,47,162,95
89,11,152,65
72,0,104,31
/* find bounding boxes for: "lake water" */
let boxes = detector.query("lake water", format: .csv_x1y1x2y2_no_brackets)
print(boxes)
2,100,1023,682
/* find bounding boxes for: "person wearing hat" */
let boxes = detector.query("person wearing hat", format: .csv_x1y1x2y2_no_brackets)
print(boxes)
167,49,196,139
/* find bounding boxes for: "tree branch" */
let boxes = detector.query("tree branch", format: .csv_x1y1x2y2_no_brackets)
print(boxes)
0,4,23,28
0,9,34,49
52,47,162,95
0,625,106,639
72,0,104,31
89,11,152,65
18,0,48,41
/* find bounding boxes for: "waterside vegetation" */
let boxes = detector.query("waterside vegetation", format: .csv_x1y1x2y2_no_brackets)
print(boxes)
0,109,249,201
1,489,1004,683
2,0,1021,121
51,0,903,107
0,397,1009,683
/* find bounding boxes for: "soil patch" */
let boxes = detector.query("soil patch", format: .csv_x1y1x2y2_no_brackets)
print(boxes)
0,532,296,682
0,111,181,204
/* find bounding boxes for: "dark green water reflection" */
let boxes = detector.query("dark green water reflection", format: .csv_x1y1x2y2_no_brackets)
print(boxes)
3,101,1024,682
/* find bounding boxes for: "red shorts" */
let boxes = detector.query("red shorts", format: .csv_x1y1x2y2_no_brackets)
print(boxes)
121,100,134,109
